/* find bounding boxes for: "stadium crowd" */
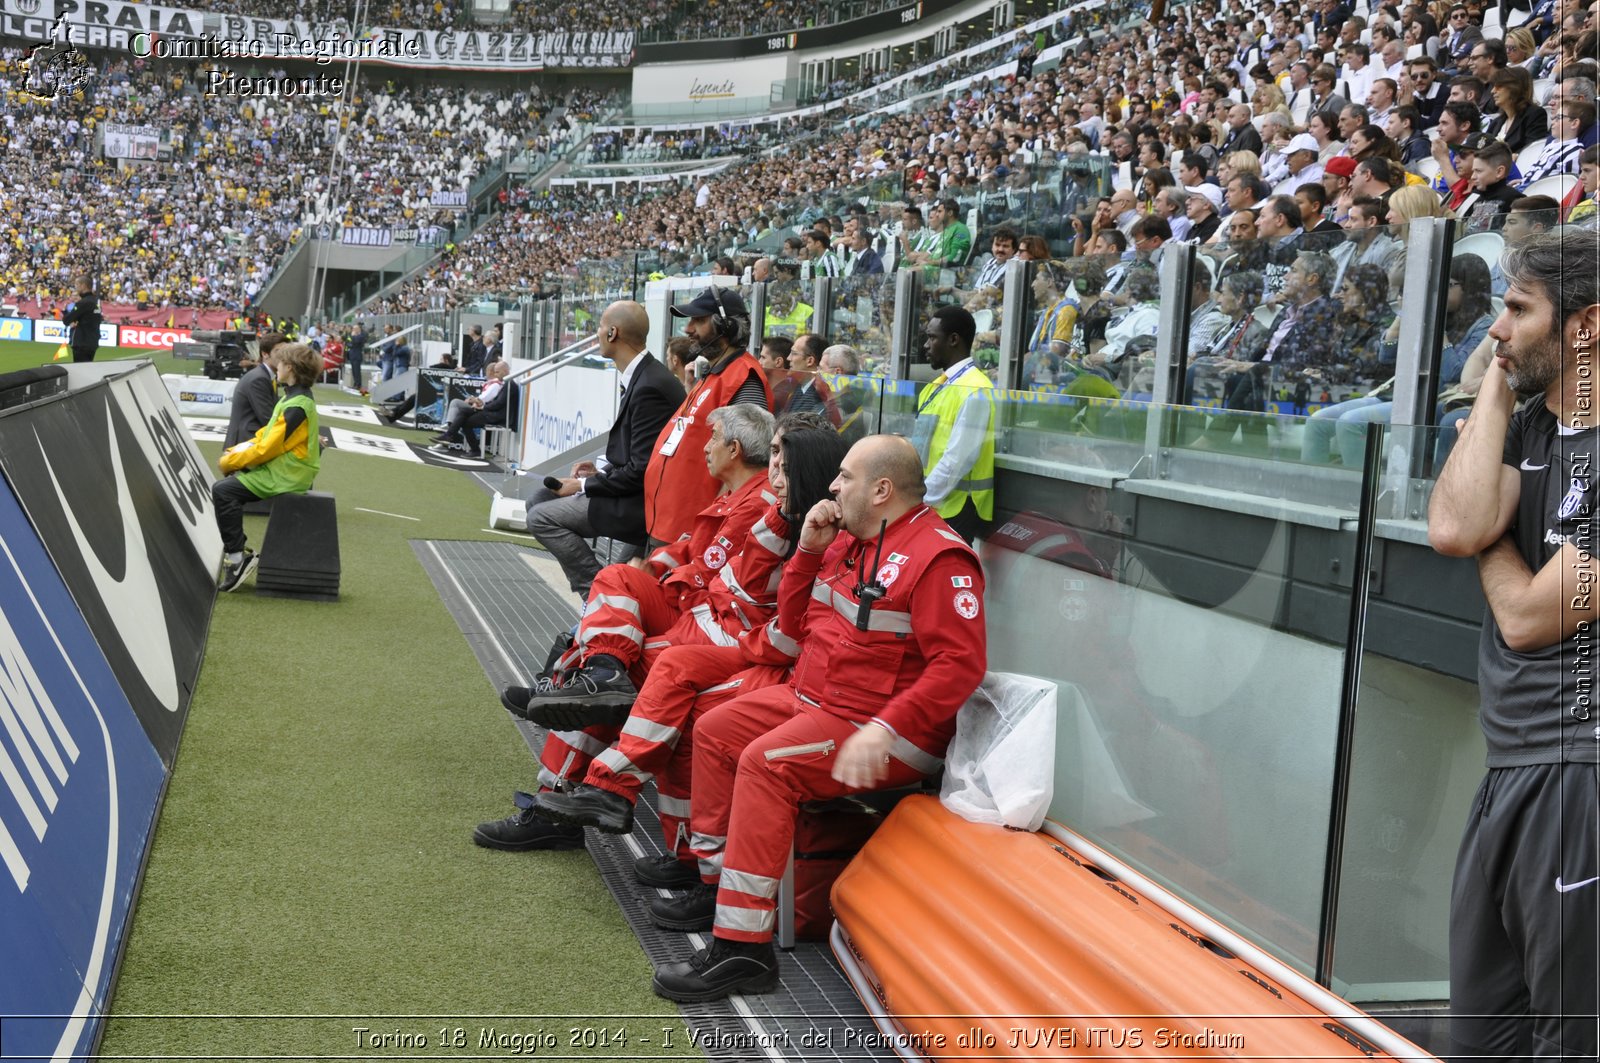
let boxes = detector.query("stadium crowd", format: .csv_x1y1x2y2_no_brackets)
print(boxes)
0,48,586,311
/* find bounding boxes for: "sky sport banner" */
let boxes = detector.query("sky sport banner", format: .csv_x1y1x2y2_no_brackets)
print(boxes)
0,362,220,768
0,473,168,1063
10,0,634,70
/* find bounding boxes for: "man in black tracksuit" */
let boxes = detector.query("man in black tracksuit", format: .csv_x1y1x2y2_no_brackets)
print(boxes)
1428,228,1599,1060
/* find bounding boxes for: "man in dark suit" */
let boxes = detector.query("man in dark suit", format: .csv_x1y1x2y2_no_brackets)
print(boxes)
431,360,515,458
462,325,488,374
1220,105,1265,157
61,276,103,363
527,301,686,599
224,332,285,449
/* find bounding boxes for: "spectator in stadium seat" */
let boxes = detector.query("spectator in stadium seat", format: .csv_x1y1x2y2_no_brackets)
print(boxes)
484,325,505,366
429,361,513,458
1521,100,1593,183
1330,196,1405,288
525,301,686,600
785,333,839,423
757,336,796,414
213,343,322,594
225,332,284,450
664,336,697,389
1262,250,1342,372
1464,140,1526,230
1485,67,1550,151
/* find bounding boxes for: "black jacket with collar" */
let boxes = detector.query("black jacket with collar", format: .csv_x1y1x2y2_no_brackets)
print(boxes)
585,353,687,543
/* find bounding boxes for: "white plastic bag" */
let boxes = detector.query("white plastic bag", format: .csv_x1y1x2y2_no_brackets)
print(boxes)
939,671,1057,831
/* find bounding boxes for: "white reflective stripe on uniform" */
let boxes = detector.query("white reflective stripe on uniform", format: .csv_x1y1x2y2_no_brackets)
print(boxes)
589,592,641,613
656,793,692,819
578,623,646,646
536,766,567,790
763,738,835,760
643,639,673,650
714,905,776,934
698,676,746,696
750,515,788,555
594,746,646,780
764,619,801,659
621,715,681,746
760,489,779,505
956,476,995,492
849,721,944,774
809,580,913,633
691,831,726,854
698,853,723,876
553,728,612,756
721,868,781,900
934,528,968,545
718,563,761,608
690,603,740,647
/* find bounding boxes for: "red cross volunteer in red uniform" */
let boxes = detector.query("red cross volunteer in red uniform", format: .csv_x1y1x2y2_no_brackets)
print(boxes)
650,434,988,1002
643,287,771,545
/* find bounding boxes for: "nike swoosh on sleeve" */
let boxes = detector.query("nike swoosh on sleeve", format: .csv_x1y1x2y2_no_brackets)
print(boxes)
1555,876,1599,893
37,411,181,711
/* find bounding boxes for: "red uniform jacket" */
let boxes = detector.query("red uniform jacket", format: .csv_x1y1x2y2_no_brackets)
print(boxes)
772,505,987,762
646,472,777,616
642,349,770,543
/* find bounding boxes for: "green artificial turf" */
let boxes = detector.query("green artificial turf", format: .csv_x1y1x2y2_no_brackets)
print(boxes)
97,384,697,1060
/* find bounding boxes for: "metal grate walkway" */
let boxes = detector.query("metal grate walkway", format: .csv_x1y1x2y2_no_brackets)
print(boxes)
416,539,896,1063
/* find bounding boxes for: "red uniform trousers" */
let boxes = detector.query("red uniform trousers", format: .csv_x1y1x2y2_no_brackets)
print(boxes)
584,644,788,865
688,685,929,944
536,572,748,802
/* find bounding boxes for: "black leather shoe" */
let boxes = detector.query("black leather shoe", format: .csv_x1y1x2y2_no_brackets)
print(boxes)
634,852,700,889
472,792,586,851
531,784,634,834
518,665,638,731
652,937,779,1002
649,882,716,931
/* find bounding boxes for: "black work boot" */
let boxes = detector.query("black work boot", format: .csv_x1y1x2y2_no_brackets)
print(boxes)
652,937,780,1002
634,852,700,889
649,881,716,931
471,791,586,852
531,783,634,834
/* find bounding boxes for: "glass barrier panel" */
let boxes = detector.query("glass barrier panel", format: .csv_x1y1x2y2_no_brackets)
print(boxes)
761,258,814,340
980,406,1367,975
827,270,896,372
1331,421,1483,1017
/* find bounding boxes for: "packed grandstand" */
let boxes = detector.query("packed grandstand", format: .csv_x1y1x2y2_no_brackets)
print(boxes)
3,0,1599,1055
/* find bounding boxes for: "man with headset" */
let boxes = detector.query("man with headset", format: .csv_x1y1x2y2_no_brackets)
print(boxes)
643,287,772,545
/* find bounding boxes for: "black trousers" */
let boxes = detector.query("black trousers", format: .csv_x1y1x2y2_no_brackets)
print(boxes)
943,499,992,544
71,345,97,363
212,474,263,554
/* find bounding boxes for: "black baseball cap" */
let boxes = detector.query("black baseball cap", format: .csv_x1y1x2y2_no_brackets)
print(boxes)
670,287,748,318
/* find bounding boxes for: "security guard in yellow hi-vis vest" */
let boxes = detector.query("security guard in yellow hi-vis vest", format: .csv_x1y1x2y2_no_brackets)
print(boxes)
910,305,995,542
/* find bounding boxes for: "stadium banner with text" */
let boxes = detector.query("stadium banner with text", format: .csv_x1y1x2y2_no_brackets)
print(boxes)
0,317,34,342
33,320,119,348
631,53,794,117
517,363,618,469
0,362,220,767
634,0,964,61
16,2,633,70
0,469,169,1063
102,121,159,161
118,325,192,350
340,226,392,248
413,368,485,431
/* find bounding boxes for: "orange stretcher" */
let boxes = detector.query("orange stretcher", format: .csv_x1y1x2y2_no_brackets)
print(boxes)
830,795,1437,1062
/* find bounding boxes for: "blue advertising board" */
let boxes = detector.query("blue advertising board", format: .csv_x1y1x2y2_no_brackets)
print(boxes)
0,476,168,1062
